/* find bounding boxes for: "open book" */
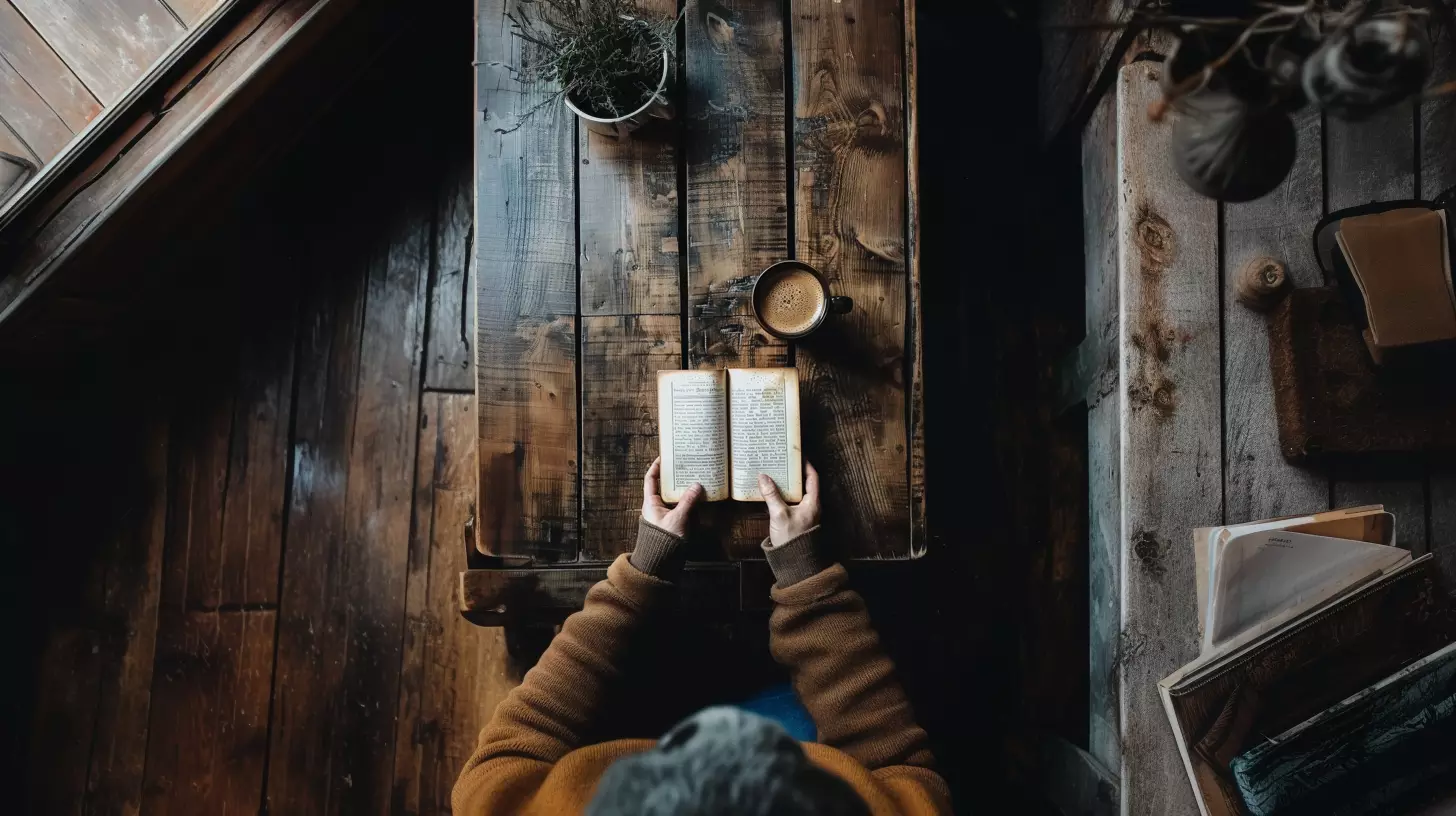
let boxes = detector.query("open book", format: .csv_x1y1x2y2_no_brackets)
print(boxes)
656,368,802,503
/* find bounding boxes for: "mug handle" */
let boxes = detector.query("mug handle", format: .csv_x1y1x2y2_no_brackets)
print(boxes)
829,295,853,314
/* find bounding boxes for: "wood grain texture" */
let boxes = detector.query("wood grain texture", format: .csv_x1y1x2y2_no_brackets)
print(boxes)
684,0,789,370
1081,84,1120,775
1038,0,1133,145
24,404,168,816
82,410,168,815
1423,25,1456,595
424,151,475,391
141,610,277,815
1325,99,1427,553
1116,63,1221,815
11,0,187,103
393,393,519,815
267,182,429,814
475,0,579,560
162,0,220,26
1326,100,1416,209
578,5,680,320
581,315,682,559
0,51,72,160
791,0,909,557
140,242,295,814
1221,105,1328,524
903,0,924,551
0,1,100,130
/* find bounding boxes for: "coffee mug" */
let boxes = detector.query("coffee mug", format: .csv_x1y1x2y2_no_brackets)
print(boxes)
751,260,853,340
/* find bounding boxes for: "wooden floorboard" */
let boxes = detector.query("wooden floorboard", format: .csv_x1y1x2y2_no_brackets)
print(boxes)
393,392,519,814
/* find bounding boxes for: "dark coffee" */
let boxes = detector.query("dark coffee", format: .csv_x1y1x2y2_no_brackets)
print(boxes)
756,267,826,336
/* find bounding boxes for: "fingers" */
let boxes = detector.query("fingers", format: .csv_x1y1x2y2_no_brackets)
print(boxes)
758,473,788,516
643,457,667,510
802,461,819,507
676,482,704,514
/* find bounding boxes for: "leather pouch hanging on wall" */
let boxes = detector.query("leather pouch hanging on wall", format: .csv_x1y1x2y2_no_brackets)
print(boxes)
1268,187,1456,463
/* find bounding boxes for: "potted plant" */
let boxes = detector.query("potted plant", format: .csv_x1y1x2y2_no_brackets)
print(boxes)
503,0,678,139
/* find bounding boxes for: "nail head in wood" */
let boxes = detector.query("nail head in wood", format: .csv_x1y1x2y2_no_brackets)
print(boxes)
1236,257,1290,312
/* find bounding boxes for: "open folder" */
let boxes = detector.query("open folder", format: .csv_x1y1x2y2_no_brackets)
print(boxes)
1163,506,1452,816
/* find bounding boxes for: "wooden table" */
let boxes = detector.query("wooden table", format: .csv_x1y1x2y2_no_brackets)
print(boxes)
463,0,924,623
1062,60,1456,814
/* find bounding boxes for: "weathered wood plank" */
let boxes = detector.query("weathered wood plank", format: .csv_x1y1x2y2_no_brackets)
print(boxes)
393,393,519,815
1038,0,1134,145
1326,99,1428,554
1115,62,1221,815
581,315,682,560
684,0,789,370
140,236,294,814
83,410,168,815
1423,25,1456,594
475,0,579,561
1081,83,1121,775
164,0,221,26
24,398,168,815
267,178,430,814
11,0,187,103
0,1,100,131
904,0,924,551
141,609,276,815
791,0,909,557
577,7,680,320
0,51,72,160
424,151,475,392
1222,105,1328,525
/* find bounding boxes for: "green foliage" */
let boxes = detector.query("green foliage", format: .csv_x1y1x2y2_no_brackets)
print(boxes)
506,0,677,122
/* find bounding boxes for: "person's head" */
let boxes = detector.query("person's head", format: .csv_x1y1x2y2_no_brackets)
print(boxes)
587,707,870,816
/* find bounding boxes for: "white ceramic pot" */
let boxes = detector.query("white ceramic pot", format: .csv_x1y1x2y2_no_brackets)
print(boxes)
564,50,673,141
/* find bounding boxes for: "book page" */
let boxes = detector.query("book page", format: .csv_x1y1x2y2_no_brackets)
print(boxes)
657,371,729,502
727,368,802,502
1204,530,1409,653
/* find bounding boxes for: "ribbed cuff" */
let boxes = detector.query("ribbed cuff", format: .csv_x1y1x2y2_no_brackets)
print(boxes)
630,518,687,579
761,526,826,588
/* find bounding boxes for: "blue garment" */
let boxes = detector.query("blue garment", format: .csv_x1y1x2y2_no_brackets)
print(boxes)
734,682,816,742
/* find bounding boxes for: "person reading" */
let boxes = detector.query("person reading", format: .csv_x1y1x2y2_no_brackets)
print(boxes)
452,460,950,815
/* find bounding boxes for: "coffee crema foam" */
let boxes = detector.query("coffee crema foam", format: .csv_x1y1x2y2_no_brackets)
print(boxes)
757,269,825,335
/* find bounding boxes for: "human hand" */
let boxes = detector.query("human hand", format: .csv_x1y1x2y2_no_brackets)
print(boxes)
758,462,819,548
642,457,703,538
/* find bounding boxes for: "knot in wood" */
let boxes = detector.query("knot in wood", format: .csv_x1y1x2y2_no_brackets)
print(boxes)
1235,257,1291,312
1134,210,1176,272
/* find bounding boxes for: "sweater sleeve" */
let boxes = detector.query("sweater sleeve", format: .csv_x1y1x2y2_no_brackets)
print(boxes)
768,560,936,773
452,533,679,814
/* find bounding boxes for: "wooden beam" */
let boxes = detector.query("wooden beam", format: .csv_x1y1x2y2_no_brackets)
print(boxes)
1112,62,1220,812
0,0,418,352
